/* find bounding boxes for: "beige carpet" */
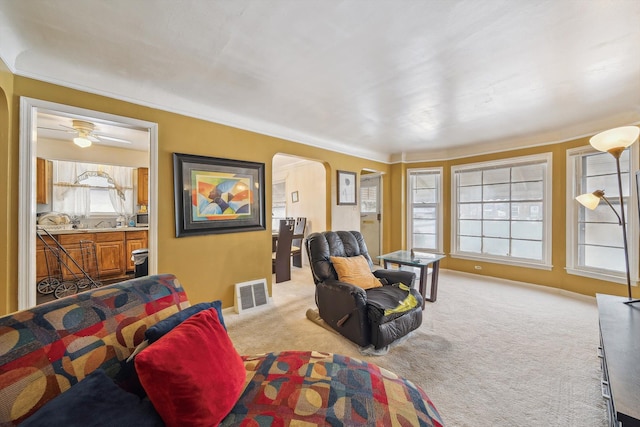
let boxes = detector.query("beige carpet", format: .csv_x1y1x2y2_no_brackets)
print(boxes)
224,265,607,427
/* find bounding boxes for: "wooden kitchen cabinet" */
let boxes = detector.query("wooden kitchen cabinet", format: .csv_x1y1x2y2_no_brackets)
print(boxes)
57,233,97,281
36,230,144,287
125,230,148,272
36,235,60,283
36,157,51,204
95,232,126,278
137,167,149,206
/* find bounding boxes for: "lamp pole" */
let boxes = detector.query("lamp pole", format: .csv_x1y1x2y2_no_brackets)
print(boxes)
578,126,640,304
609,148,635,303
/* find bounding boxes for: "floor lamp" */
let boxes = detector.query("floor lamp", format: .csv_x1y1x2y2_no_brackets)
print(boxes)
576,125,640,305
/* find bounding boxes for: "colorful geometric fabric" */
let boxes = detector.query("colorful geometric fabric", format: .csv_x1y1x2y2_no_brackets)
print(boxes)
0,274,188,426
221,351,444,426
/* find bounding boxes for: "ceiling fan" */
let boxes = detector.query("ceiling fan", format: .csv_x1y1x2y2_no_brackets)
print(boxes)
39,119,132,148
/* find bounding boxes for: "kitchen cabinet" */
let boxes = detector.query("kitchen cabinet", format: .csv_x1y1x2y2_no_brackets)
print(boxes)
36,229,147,286
57,233,97,281
125,230,148,272
95,232,126,278
137,167,149,206
36,157,51,204
36,235,61,283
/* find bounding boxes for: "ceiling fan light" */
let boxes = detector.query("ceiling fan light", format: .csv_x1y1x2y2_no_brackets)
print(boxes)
73,136,92,148
589,126,639,153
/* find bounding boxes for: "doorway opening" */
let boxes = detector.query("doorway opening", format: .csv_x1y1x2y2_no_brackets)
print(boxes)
18,98,158,309
272,153,326,268
360,172,382,264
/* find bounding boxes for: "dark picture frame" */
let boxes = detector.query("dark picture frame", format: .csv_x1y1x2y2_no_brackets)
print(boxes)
291,191,299,203
173,153,265,237
337,170,357,205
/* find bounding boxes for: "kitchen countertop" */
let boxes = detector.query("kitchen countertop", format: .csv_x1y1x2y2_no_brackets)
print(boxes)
38,226,149,235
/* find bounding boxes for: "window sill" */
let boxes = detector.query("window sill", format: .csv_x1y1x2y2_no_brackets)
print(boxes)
450,253,552,271
565,268,637,285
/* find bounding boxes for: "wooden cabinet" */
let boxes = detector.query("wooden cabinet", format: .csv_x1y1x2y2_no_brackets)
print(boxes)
36,229,146,285
57,233,97,280
36,235,60,283
597,294,640,426
95,232,126,278
137,167,149,206
125,230,148,272
36,157,51,204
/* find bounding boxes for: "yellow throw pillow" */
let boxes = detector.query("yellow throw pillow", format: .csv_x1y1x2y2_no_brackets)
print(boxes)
330,255,382,290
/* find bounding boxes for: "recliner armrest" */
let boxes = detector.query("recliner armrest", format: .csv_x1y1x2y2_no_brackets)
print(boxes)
319,279,367,303
373,269,416,287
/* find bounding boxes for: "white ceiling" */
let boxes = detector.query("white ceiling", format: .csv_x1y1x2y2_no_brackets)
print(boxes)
36,111,151,151
1,0,639,163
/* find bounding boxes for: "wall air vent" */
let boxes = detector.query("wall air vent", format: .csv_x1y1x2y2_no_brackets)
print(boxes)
234,279,269,314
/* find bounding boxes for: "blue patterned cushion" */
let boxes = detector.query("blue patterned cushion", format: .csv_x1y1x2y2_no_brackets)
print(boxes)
21,369,163,427
144,300,225,343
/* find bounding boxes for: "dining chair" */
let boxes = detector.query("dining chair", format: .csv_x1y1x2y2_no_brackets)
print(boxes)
272,219,295,283
291,217,306,268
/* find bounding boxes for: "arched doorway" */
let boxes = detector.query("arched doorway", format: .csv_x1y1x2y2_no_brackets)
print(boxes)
272,153,326,267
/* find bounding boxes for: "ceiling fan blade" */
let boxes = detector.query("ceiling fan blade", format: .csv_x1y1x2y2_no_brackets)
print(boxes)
95,134,132,144
37,126,73,133
59,124,79,133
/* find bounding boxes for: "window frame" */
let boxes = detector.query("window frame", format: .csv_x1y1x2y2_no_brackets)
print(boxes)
450,153,553,269
271,179,287,229
407,167,443,253
566,144,639,284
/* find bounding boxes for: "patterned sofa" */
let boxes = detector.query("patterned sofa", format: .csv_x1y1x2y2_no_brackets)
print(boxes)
0,274,444,426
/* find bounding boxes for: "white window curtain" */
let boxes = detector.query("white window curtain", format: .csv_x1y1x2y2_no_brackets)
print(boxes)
52,161,134,217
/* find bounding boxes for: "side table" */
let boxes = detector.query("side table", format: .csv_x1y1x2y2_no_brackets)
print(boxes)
377,251,445,309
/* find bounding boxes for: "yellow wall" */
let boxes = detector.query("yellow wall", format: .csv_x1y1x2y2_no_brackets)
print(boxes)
0,60,15,315
0,72,391,314
0,61,633,315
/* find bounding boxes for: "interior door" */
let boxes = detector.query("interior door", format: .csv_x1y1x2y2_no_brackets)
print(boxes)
360,174,381,264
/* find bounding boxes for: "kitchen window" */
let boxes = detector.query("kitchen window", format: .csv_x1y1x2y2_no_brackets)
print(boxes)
51,160,134,217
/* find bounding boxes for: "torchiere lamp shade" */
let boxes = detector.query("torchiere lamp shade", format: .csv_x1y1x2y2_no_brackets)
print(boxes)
589,126,639,153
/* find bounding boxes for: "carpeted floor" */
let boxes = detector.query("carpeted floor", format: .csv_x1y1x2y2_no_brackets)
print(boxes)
224,265,608,427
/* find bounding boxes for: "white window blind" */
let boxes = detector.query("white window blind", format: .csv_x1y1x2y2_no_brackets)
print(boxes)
272,181,286,229
408,168,442,252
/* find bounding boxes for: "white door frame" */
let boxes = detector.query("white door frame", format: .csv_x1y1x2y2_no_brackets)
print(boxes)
18,97,159,309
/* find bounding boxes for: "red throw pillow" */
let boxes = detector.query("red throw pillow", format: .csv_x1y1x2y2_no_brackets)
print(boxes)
135,308,245,426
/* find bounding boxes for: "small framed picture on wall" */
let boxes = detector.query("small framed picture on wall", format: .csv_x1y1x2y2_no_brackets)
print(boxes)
337,170,357,205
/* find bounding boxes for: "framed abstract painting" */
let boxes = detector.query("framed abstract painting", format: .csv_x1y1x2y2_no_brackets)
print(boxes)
173,153,265,237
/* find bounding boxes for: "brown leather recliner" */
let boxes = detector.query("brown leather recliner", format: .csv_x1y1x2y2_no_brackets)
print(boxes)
305,231,423,349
